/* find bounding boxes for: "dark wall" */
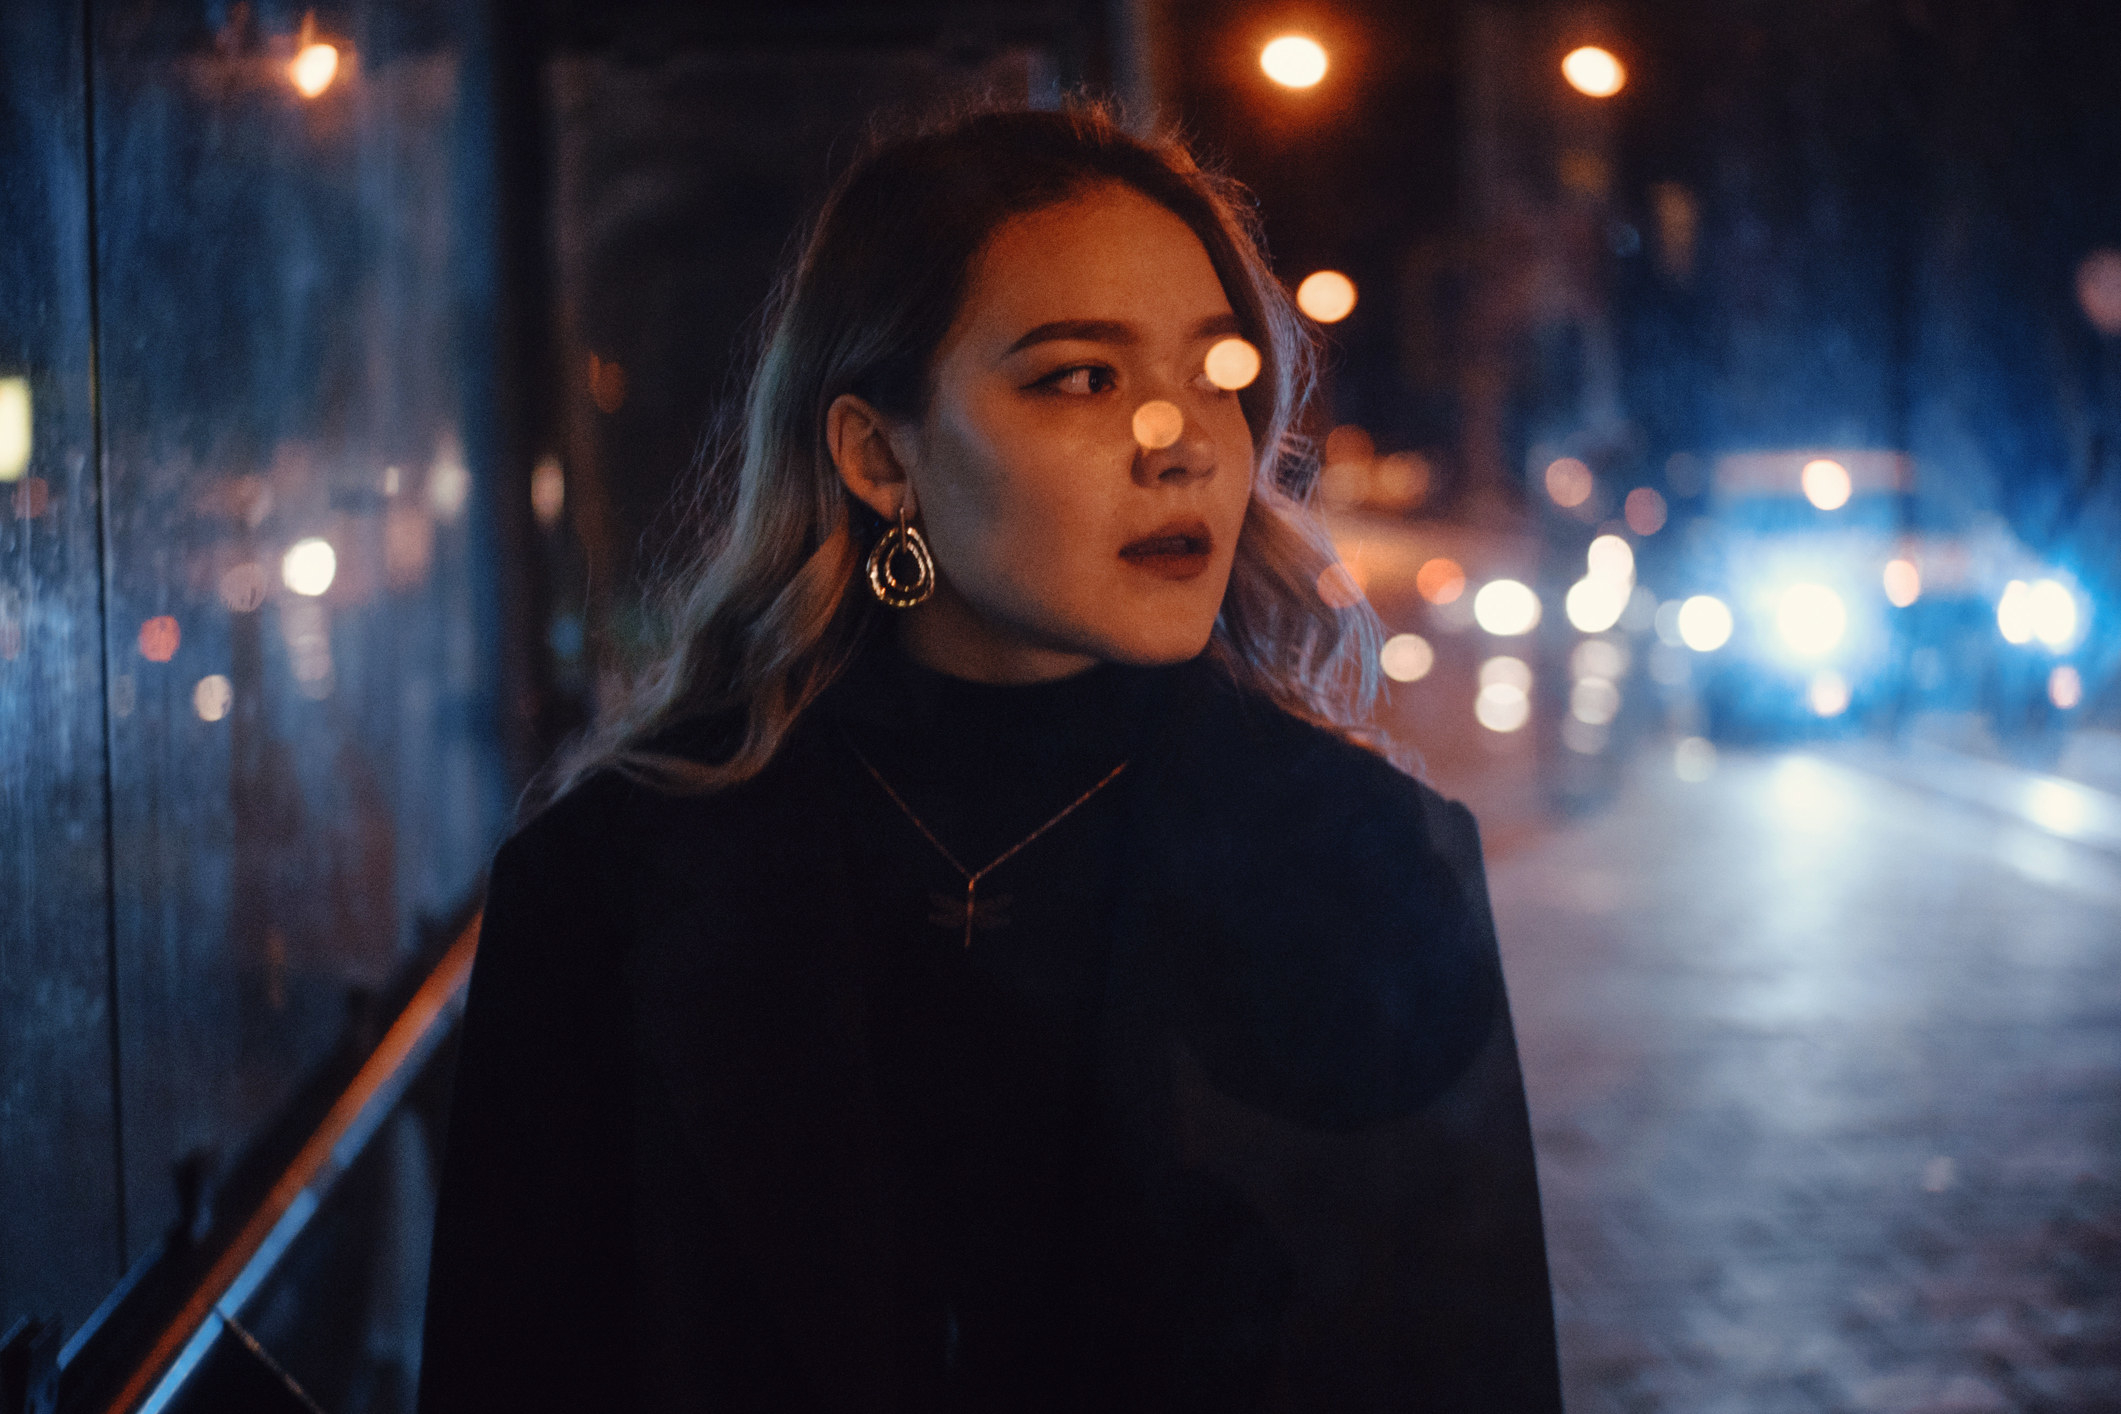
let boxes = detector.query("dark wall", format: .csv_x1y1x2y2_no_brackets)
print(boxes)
1,0,509,1347
0,0,124,1336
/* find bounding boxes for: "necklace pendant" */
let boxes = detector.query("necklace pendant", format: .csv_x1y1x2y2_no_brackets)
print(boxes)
925,889,1013,946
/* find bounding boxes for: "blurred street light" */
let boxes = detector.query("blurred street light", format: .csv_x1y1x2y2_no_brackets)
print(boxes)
1562,46,1626,98
1677,595,1733,651
1624,487,1667,534
1474,579,1542,636
1998,580,2034,644
291,42,339,98
1808,669,1851,717
1416,557,1466,604
2077,249,2121,335
1883,557,1921,607
2027,578,2079,649
0,377,28,480
283,537,337,596
1380,633,1435,682
532,456,567,528
1545,456,1593,508
1586,533,1634,582
1565,577,1627,632
1801,457,1852,510
1260,35,1328,89
1777,583,1847,656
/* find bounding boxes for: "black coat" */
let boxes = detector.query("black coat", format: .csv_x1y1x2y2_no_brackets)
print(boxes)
417,657,1561,1412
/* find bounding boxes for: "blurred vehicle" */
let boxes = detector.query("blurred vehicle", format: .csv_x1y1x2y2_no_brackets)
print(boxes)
1680,450,1909,738
1670,450,2095,744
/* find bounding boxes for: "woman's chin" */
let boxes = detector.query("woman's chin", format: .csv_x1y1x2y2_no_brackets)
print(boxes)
1085,618,1218,667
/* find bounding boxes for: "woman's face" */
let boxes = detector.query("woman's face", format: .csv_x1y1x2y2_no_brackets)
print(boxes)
834,182,1258,682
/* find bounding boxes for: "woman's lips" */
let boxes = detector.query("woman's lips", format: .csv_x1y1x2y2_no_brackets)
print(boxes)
1119,521,1213,580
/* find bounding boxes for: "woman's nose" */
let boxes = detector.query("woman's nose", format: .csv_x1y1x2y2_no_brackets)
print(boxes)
1130,397,1217,487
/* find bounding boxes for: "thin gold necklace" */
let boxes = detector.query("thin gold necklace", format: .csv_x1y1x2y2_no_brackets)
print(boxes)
844,734,1130,949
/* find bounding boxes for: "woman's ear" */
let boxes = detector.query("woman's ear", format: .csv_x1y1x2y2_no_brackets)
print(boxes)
826,393,919,522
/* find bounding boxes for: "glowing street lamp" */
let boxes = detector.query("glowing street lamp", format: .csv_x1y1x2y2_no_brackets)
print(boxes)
1561,46,1625,98
1261,35,1328,89
291,42,339,98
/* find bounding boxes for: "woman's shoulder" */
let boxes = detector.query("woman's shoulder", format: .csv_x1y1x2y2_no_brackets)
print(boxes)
492,715,841,911
1147,665,1501,1127
1175,660,1479,860
499,764,677,879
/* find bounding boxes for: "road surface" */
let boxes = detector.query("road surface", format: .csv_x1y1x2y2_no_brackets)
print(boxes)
1462,741,2121,1411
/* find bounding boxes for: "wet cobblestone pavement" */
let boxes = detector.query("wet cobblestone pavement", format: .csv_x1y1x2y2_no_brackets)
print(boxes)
1480,747,2121,1413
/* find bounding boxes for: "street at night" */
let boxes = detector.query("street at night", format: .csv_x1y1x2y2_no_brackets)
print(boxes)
9,3,2121,1409
1448,734,2121,1410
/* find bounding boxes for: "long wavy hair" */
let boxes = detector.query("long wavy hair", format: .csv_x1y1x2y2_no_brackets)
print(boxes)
558,101,1387,798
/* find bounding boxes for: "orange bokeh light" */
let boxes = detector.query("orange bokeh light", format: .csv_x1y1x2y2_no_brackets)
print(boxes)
1416,557,1467,604
1295,271,1357,323
1131,399,1184,450
1203,337,1261,390
1316,562,1366,609
588,353,628,414
138,615,180,663
1561,46,1625,98
1260,35,1328,89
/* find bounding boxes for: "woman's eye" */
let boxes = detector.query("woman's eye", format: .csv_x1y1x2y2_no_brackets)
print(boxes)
1040,364,1115,395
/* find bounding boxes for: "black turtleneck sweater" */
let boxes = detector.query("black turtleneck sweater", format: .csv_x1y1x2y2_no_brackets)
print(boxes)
821,640,1170,1407
418,634,1562,1414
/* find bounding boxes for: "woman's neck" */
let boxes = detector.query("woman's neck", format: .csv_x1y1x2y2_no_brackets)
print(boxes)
895,583,1100,685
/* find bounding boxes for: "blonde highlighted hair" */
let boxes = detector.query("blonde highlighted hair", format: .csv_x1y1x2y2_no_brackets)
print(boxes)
556,101,1387,799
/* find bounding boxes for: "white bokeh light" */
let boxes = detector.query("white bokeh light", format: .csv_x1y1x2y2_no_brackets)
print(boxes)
1260,35,1328,88
2028,578,2079,649
1475,682,1531,733
1801,458,1852,510
1479,655,1533,692
1997,580,2034,644
1776,583,1846,657
1586,534,1634,582
192,674,233,723
1677,595,1733,652
1807,669,1851,718
1565,576,1628,633
1473,579,1542,636
281,537,337,597
1380,633,1435,683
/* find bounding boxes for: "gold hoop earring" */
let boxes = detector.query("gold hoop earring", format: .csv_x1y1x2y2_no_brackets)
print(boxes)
866,507,936,608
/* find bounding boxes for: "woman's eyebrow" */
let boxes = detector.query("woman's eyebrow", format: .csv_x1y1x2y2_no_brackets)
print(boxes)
1002,311,1244,357
1003,318,1134,355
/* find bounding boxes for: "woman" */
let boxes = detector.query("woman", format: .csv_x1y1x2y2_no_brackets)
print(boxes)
419,103,1559,1412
